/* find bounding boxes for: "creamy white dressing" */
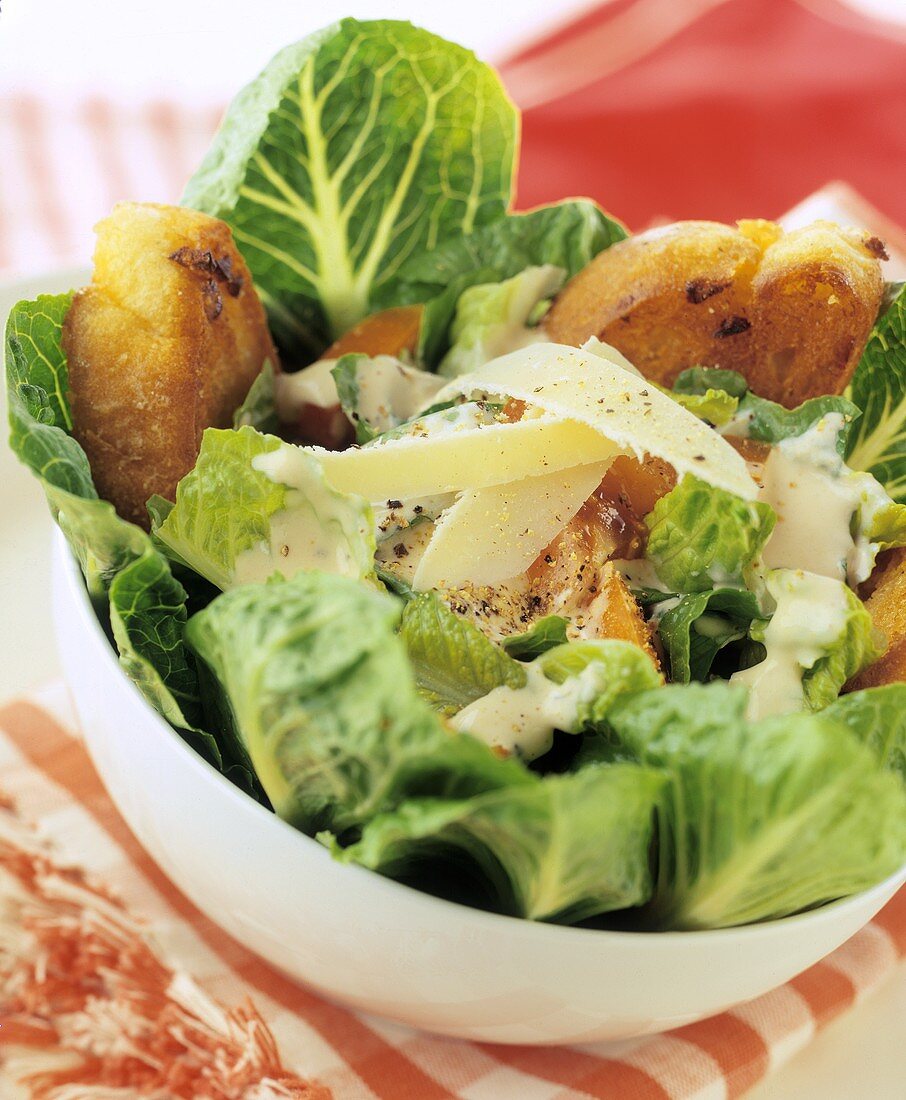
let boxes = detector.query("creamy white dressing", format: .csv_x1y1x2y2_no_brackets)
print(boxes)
373,492,455,543
274,358,339,416
274,355,444,435
354,356,445,431
451,661,609,760
374,519,435,582
756,415,893,585
389,399,500,439
232,447,372,585
611,558,672,593
719,407,755,439
731,569,850,720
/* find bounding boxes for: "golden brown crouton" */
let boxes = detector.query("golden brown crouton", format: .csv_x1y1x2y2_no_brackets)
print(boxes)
544,219,885,407
63,202,277,526
848,549,906,689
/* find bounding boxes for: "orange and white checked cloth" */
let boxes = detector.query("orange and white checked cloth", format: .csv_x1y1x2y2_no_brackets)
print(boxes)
1,683,904,1100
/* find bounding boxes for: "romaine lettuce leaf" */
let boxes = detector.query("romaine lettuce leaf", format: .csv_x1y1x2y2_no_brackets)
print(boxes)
438,265,564,378
154,426,374,589
673,367,748,399
502,615,570,659
5,295,226,768
733,570,883,716
330,763,664,922
183,19,517,354
605,683,906,929
866,499,906,553
654,588,762,683
6,295,149,593
381,200,627,365
538,640,663,729
801,582,885,709
6,293,95,499
823,685,906,784
186,573,530,832
742,393,861,452
673,367,861,453
106,548,258,791
331,354,374,443
645,475,775,593
669,388,739,427
846,284,906,502
399,593,526,714
233,361,279,435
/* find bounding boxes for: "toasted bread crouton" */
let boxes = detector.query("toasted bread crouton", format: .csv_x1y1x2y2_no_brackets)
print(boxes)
63,202,277,526
849,549,906,689
544,219,885,407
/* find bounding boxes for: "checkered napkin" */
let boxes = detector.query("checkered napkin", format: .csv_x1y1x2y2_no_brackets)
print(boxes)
0,685,903,1099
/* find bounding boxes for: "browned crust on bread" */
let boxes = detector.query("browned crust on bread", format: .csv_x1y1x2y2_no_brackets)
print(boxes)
544,219,885,407
63,202,277,526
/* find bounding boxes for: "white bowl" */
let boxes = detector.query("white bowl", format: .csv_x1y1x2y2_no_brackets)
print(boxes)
51,530,905,1045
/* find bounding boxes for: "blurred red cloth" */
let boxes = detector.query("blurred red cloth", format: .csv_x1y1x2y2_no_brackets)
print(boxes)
499,0,906,229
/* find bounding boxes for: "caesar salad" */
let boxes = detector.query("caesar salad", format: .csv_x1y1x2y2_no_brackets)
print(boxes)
6,18,906,931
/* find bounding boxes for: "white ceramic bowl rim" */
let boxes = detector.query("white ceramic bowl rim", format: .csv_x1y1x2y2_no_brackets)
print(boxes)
59,531,906,946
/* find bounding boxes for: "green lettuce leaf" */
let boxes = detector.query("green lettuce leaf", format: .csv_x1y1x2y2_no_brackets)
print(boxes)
331,763,664,922
655,588,762,683
106,548,251,787
154,426,374,589
743,393,861,453
538,640,663,729
823,685,906,784
605,682,906,929
186,573,530,833
846,284,906,502
438,265,565,378
867,500,906,552
733,570,884,716
233,360,279,435
331,353,374,443
502,615,570,659
673,367,860,453
381,200,627,365
802,587,885,710
645,475,775,593
183,19,517,354
6,296,152,596
6,294,95,499
669,388,739,427
673,367,749,399
5,295,230,770
399,593,526,714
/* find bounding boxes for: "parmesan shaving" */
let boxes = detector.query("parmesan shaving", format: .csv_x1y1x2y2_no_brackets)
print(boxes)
313,416,620,503
433,343,758,500
414,462,609,590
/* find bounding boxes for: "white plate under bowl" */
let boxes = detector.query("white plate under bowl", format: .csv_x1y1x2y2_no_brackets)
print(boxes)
50,529,906,1044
